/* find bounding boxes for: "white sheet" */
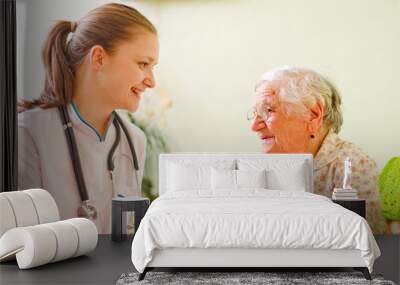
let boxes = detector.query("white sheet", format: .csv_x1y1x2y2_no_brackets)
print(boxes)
131,190,380,273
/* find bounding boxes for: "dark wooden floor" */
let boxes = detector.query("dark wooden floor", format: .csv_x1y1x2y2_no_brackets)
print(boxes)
0,235,398,284
374,235,400,284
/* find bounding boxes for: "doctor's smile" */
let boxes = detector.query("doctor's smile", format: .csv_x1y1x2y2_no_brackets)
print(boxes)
130,87,143,99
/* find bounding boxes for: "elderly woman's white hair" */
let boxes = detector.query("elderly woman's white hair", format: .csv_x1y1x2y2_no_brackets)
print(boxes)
256,66,343,133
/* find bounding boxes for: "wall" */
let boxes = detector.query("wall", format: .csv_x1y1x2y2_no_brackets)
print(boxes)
17,0,400,170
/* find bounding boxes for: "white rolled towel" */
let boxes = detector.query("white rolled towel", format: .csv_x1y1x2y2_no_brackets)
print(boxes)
24,189,60,223
0,218,98,269
0,189,59,237
0,196,17,237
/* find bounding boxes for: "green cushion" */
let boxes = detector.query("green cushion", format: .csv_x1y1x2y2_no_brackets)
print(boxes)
378,157,400,220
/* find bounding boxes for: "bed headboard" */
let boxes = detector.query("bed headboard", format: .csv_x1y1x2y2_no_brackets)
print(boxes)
158,153,314,195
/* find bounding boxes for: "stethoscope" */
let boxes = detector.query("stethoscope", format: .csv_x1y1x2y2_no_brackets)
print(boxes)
58,105,139,220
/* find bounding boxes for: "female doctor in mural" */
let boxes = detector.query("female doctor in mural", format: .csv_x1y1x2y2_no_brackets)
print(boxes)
18,3,159,234
249,66,387,234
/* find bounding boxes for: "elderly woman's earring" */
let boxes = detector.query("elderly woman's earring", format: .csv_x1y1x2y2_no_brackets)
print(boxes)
310,134,315,139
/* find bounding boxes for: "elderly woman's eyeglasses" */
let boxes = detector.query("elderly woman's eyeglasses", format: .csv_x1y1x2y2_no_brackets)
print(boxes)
247,106,275,121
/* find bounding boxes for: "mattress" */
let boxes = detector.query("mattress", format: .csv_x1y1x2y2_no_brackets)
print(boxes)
131,190,380,273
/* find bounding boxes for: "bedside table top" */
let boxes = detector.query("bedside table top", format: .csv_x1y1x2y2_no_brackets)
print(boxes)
112,196,149,202
332,198,366,202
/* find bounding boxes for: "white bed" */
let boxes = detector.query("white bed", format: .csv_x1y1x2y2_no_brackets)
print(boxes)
131,153,380,280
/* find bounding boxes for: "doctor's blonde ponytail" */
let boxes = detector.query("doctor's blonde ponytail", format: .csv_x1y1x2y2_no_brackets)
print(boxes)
19,3,156,111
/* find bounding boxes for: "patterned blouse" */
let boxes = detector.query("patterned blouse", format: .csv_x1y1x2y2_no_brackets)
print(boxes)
314,131,387,234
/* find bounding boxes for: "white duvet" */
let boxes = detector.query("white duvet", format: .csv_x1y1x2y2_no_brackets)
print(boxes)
131,190,380,273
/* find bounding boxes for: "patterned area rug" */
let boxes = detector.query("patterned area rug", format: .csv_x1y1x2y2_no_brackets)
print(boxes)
116,271,396,285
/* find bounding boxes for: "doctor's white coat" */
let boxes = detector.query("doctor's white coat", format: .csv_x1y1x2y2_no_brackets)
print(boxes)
18,104,146,234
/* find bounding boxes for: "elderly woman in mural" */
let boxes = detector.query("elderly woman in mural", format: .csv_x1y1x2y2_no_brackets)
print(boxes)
249,66,387,234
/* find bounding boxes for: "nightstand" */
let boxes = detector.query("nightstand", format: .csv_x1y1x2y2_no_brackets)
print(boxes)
332,199,366,218
112,197,150,241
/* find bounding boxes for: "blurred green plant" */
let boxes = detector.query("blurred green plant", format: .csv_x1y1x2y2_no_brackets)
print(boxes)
378,156,400,220
128,113,169,202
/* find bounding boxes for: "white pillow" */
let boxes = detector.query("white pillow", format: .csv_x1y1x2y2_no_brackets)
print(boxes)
211,168,236,190
236,169,267,188
167,163,209,191
166,160,235,191
238,159,307,191
211,169,267,190
266,166,306,191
